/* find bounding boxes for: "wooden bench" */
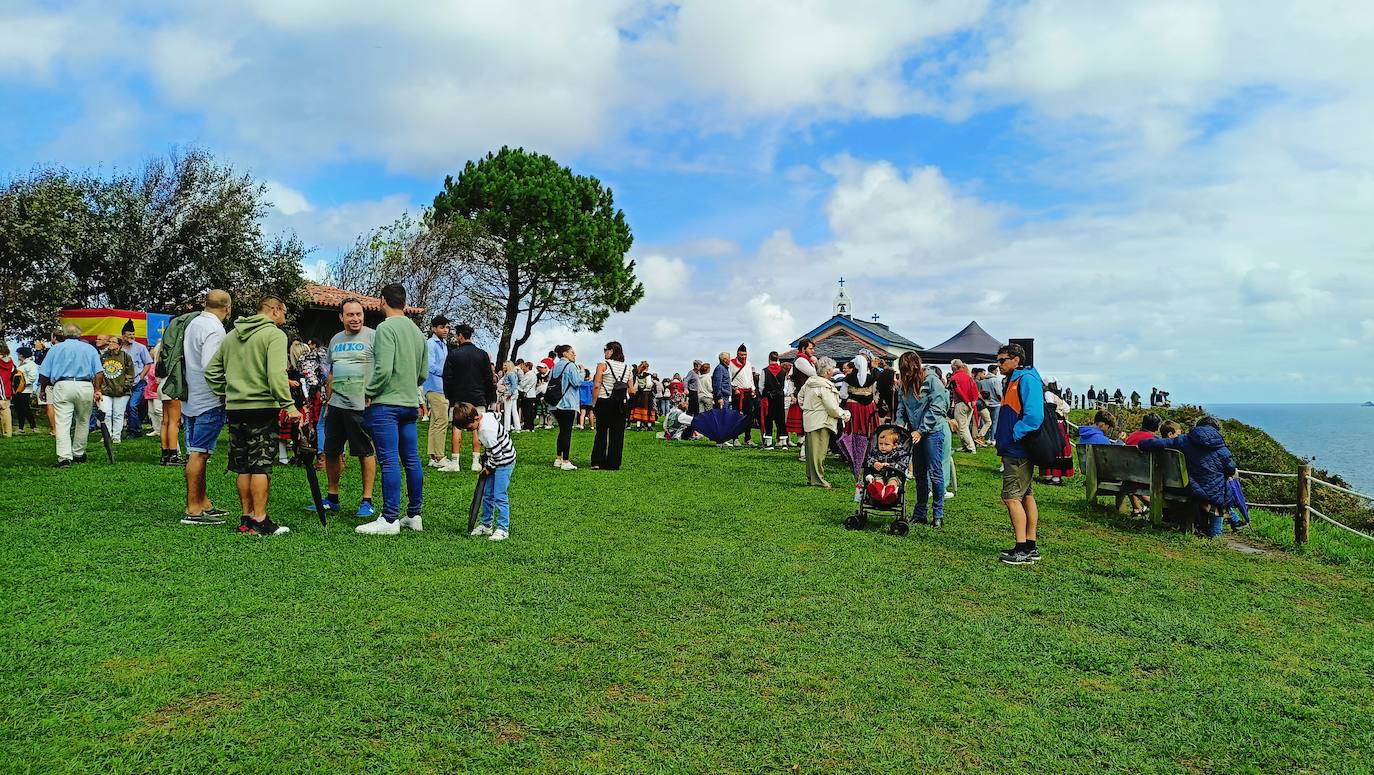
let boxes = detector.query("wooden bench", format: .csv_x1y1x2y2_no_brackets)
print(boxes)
1079,444,1192,529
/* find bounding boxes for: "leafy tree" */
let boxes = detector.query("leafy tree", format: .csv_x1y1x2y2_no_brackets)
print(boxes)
83,148,307,311
430,147,642,362
0,170,85,341
327,210,487,323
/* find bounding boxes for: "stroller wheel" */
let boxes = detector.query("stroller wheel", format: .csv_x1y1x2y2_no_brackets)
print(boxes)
844,514,861,530
892,519,909,536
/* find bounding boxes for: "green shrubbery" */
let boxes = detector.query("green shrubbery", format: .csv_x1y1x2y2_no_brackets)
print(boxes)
1068,405,1374,533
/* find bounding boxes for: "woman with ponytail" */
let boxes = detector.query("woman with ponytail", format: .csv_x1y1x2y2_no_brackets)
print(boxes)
894,352,951,528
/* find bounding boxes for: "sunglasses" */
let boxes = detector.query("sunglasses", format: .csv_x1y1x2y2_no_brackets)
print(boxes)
995,356,1013,363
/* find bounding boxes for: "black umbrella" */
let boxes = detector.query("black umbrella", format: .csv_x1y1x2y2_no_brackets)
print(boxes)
296,424,327,527
93,408,115,463
468,471,490,534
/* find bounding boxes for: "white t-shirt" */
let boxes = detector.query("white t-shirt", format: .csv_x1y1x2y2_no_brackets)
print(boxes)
184,311,227,417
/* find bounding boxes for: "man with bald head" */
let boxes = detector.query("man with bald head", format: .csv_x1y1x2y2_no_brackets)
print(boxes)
180,289,232,526
38,324,103,467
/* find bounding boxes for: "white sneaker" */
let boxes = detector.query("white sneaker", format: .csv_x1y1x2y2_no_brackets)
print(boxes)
723,441,735,448
560,461,577,470
553,459,563,468
470,458,482,472
428,457,445,469
489,529,508,542
440,458,464,472
470,524,493,537
355,517,401,535
945,491,955,499
400,515,423,532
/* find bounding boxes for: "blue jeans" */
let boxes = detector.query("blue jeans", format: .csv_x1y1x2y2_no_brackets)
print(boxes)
126,379,146,431
913,429,946,519
315,404,329,453
365,404,423,521
480,463,514,531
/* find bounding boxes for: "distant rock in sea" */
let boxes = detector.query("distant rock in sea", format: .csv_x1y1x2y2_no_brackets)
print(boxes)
1364,401,1374,407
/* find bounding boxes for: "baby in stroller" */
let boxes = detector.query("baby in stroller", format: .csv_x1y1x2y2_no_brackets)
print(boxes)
864,426,911,507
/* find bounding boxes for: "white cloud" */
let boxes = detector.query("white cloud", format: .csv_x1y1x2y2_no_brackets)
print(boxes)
636,254,690,300
265,180,312,216
747,293,798,355
0,12,68,77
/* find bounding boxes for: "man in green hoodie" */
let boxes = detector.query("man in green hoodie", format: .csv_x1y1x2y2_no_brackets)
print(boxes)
204,296,298,536
356,283,428,535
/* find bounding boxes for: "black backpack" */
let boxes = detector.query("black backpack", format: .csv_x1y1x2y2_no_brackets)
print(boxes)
543,363,567,406
1021,400,1065,467
606,361,630,403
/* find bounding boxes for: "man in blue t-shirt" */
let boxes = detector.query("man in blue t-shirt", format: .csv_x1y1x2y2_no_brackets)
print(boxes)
38,325,103,466
120,320,154,436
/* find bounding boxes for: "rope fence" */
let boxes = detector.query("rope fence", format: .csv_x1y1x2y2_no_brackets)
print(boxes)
1309,507,1374,542
1311,477,1374,502
1238,469,1299,479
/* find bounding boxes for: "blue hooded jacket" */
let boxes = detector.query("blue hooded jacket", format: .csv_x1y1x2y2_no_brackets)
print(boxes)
1077,425,1119,446
994,366,1044,459
1139,425,1237,507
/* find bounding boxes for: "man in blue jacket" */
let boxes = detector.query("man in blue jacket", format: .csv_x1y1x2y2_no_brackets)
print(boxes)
711,352,731,409
992,343,1044,566
1140,417,1239,537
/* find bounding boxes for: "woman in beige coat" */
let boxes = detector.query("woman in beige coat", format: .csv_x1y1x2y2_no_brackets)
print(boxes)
800,357,850,488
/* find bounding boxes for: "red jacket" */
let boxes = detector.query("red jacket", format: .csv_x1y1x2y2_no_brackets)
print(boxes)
0,357,14,400
950,370,979,405
1125,430,1156,447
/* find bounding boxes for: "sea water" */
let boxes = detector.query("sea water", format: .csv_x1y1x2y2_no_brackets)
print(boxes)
1205,404,1374,496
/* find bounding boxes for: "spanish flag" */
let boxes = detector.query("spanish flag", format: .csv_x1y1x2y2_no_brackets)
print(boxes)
59,309,174,347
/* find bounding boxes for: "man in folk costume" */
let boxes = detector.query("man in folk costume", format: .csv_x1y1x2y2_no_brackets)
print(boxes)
759,351,788,449
786,338,817,461
728,344,758,447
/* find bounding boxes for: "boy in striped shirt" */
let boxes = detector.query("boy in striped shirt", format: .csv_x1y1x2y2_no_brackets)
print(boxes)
453,402,516,541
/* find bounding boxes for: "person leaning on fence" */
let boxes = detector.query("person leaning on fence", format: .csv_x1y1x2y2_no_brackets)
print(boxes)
992,343,1044,566
1139,416,1244,537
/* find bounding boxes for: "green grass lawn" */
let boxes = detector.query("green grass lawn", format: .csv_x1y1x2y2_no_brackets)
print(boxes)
2,424,1371,774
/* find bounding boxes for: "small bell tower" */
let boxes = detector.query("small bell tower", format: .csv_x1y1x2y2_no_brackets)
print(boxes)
833,277,852,317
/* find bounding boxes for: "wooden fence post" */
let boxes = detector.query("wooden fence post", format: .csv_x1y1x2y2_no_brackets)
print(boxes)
1295,464,1311,545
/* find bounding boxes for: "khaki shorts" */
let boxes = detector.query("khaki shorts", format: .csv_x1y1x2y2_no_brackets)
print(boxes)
1001,456,1034,501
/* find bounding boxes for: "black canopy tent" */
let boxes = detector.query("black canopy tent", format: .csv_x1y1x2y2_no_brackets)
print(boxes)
918,320,1004,365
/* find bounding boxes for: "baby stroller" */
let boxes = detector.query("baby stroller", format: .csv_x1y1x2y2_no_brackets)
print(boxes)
841,422,911,535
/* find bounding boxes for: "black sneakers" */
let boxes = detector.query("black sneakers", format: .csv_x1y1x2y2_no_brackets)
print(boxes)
73,454,88,464
239,516,291,536
55,459,72,469
181,513,226,526
1000,544,1041,564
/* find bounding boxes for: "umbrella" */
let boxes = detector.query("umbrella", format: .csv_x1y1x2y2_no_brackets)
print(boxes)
469,471,490,534
1229,477,1250,523
835,433,868,483
689,408,750,444
295,424,327,526
93,408,115,463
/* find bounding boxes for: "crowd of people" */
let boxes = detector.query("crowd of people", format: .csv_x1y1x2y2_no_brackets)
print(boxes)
9,291,1246,561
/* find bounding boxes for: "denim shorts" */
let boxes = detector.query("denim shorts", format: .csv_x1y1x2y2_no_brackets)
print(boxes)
185,406,227,454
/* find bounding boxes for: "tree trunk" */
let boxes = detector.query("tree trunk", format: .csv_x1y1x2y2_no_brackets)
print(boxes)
498,263,520,363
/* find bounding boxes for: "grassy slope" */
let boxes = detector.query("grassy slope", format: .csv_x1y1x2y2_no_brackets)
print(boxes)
1,426,1371,774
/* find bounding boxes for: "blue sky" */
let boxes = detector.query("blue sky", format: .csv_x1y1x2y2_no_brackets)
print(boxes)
4,1,1374,402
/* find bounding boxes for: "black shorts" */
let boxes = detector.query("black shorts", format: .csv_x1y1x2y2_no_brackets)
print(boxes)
324,406,375,458
227,408,280,475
